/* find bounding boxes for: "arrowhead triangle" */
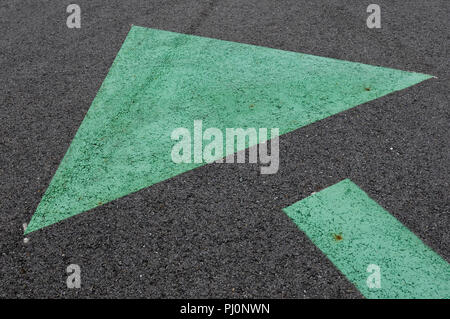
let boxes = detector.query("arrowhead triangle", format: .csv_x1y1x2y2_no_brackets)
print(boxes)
26,26,432,233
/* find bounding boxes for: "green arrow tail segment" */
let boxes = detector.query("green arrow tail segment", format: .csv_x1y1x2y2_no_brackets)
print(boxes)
283,179,450,299
27,26,432,234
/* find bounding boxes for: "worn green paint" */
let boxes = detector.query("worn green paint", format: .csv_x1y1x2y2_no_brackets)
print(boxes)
26,26,432,233
283,179,450,299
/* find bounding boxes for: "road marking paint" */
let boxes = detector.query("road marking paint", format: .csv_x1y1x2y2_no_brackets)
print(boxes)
283,179,450,299
26,26,432,233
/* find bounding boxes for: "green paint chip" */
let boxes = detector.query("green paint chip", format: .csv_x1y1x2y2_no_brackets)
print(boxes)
283,179,450,299
27,26,432,233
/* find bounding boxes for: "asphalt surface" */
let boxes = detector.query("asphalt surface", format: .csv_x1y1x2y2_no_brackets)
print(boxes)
1,0,449,298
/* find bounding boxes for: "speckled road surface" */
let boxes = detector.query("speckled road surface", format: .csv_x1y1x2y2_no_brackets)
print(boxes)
1,0,449,298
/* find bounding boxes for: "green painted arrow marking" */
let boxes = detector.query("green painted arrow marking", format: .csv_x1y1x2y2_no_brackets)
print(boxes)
283,179,450,299
26,26,432,234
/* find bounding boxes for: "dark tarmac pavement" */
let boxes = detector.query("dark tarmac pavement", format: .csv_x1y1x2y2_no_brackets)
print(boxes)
0,0,448,298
